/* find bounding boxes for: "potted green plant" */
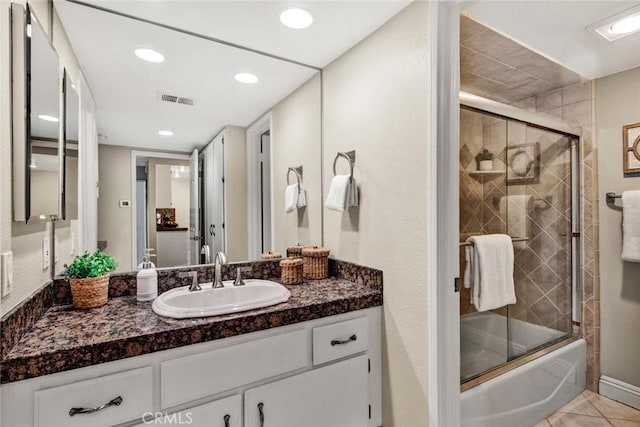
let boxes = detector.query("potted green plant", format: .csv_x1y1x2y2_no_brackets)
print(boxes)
64,251,117,309
476,149,495,171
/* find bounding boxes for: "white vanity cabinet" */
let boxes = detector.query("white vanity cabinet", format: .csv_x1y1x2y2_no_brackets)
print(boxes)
0,307,381,427
244,355,369,427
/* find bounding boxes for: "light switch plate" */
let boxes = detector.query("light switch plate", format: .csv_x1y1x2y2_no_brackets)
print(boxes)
43,237,50,270
119,200,131,208
1,251,14,297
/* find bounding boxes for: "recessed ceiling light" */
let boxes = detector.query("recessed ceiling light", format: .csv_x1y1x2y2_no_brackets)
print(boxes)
38,114,59,122
234,73,259,84
590,6,640,41
135,48,165,63
158,130,174,136
279,8,313,29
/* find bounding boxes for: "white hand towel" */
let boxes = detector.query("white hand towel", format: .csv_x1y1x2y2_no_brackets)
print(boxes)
468,234,516,312
296,184,307,208
325,175,350,212
285,184,298,213
500,195,531,250
463,246,473,289
622,190,640,262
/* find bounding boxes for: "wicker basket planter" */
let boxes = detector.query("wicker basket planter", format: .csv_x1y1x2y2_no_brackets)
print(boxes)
280,258,304,285
261,251,282,260
286,244,314,259
302,246,330,279
69,274,110,309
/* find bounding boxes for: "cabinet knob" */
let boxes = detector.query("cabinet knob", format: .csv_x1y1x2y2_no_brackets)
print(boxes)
224,414,230,427
331,334,357,346
69,396,123,417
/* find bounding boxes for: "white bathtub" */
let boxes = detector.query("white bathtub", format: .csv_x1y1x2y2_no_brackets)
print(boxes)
461,312,586,427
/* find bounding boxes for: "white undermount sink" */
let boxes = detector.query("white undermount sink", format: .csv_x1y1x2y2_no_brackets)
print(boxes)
152,279,291,319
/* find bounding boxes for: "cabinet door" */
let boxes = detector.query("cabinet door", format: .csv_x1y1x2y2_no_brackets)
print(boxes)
244,355,369,427
132,394,241,427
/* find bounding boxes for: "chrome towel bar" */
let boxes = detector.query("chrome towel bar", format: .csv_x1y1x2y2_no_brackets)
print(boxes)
333,150,356,178
459,236,529,247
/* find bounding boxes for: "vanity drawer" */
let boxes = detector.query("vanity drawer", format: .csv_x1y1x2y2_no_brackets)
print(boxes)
161,329,308,409
132,394,242,427
34,366,153,427
313,316,369,365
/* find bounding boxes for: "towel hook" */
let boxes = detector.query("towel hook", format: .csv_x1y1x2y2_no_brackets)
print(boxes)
287,166,303,191
333,150,356,178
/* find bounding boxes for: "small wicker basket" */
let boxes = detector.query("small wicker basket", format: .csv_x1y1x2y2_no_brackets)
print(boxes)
286,244,314,259
302,246,330,279
261,251,282,260
69,274,110,309
280,258,304,285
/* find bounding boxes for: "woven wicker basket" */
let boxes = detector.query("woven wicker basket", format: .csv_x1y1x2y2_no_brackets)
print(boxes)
280,258,304,285
261,251,282,260
286,244,314,259
69,274,110,309
302,246,330,279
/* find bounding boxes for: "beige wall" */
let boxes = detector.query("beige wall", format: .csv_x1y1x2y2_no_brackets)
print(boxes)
98,145,132,272
596,67,640,388
271,74,322,253
224,126,248,262
322,2,429,425
0,0,82,315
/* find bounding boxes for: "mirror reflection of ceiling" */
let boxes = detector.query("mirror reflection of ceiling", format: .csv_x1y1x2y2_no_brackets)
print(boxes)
64,0,412,68
30,16,60,140
463,1,640,79
55,1,320,152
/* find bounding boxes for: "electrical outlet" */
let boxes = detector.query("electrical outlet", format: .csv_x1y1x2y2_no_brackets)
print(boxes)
55,237,59,264
1,251,14,297
43,237,50,270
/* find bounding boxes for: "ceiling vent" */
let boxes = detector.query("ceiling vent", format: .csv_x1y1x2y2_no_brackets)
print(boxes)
158,93,195,106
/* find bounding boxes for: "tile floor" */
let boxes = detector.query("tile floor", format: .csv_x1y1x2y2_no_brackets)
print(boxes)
535,391,640,426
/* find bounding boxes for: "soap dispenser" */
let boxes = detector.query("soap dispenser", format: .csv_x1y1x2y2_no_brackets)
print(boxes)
137,249,158,301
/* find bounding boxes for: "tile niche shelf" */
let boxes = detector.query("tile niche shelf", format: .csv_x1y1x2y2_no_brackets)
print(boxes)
468,170,506,180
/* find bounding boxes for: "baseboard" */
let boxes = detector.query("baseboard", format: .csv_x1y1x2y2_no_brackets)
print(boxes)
599,375,640,410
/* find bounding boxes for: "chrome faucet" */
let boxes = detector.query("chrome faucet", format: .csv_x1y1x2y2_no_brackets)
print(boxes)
178,271,200,292
233,267,252,287
213,252,228,288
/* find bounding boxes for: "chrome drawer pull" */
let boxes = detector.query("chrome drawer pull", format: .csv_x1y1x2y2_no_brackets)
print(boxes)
258,402,264,427
331,334,357,346
69,396,123,417
224,414,230,427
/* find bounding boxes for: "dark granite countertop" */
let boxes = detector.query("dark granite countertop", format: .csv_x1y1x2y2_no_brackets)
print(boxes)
1,276,382,384
156,227,188,232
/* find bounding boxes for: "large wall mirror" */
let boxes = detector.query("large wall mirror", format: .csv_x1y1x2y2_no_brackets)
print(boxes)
56,1,322,271
63,70,79,221
11,5,63,223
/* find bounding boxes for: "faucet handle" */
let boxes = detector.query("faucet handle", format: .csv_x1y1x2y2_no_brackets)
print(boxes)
178,271,200,291
233,267,252,286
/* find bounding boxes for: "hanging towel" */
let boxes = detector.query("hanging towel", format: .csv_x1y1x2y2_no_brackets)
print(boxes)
325,175,351,212
622,190,640,262
500,195,532,250
348,178,359,207
296,184,307,208
285,184,298,213
467,234,516,312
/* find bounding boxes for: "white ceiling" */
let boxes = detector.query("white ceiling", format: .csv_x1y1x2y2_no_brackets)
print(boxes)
31,17,60,140
71,0,412,68
463,1,640,79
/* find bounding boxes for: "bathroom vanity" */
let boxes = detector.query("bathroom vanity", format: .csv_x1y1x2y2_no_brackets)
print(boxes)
0,260,383,427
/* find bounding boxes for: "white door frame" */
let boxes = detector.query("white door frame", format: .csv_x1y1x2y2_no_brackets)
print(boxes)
130,150,190,269
246,113,272,260
427,1,461,426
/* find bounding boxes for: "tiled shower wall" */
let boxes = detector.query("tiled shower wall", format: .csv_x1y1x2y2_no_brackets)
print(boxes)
459,109,573,336
514,81,600,391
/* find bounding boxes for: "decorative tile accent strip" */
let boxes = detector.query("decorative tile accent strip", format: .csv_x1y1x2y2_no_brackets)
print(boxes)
328,258,383,291
1,277,382,384
0,282,53,360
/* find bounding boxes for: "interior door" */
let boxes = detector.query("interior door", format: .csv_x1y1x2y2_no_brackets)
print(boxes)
244,356,369,427
188,148,200,265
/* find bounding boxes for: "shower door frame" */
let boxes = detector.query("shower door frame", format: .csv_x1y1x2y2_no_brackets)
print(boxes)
458,95,582,390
